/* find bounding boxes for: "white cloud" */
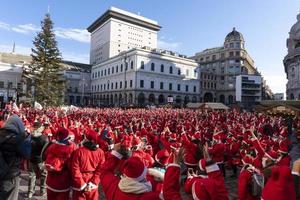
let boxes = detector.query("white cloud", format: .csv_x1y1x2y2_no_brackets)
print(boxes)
61,52,89,64
0,21,90,43
0,44,89,64
0,22,10,30
55,28,90,43
157,39,181,51
0,44,31,55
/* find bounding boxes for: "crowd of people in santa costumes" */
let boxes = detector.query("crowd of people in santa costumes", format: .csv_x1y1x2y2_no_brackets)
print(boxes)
1,103,300,200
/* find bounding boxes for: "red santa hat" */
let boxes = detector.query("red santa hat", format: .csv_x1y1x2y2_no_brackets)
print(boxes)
242,155,253,165
155,149,170,166
121,157,147,182
278,142,288,154
265,150,278,161
132,136,142,147
168,133,177,141
85,130,99,143
56,127,69,141
198,159,219,173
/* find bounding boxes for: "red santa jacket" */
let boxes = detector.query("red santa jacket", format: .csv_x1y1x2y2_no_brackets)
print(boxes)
70,145,105,191
238,167,260,200
44,141,76,192
262,165,296,200
100,151,161,200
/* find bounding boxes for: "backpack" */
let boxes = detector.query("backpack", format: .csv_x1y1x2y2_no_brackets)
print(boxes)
0,128,31,159
250,172,264,197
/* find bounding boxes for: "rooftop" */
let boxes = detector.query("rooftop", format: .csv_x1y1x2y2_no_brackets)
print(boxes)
87,7,161,33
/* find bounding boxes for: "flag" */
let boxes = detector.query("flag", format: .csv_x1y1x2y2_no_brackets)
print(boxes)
34,101,43,110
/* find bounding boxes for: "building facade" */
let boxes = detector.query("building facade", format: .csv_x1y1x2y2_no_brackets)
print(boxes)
284,12,300,100
274,93,284,100
87,7,160,65
91,48,199,107
61,61,92,106
0,52,92,106
236,75,262,108
190,28,261,105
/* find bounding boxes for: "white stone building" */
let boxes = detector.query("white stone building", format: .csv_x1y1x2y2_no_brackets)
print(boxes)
88,7,160,65
91,48,199,107
284,12,300,100
88,7,200,107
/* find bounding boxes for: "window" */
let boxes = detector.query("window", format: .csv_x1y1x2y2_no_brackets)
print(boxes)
107,83,110,90
140,80,144,88
206,56,210,61
101,85,103,91
111,83,114,90
104,69,107,76
178,69,181,75
229,52,234,57
115,82,118,89
125,81,127,88
186,69,189,76
151,81,154,89
112,67,114,74
212,55,216,60
101,70,103,77
169,83,172,91
108,68,110,75
169,66,173,74
104,85,106,90
194,70,197,77
141,61,144,69
116,65,119,73
120,81,122,89
131,61,134,69
194,86,196,92
161,64,164,72
125,63,128,71
230,43,234,48
185,85,189,92
151,63,155,71
98,71,100,77
121,64,123,72
236,42,240,48
221,76,225,80
160,82,164,90
235,51,240,56
130,80,133,87
0,81,4,88
92,73,94,79
177,84,181,91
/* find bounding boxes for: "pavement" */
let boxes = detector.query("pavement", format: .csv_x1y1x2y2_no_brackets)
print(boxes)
17,133,300,200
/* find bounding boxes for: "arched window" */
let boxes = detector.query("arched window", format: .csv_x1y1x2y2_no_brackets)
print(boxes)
151,63,155,71
169,66,173,74
141,61,144,69
130,61,134,69
160,64,164,72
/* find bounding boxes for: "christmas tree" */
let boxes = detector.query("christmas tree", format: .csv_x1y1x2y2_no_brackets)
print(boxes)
25,13,65,106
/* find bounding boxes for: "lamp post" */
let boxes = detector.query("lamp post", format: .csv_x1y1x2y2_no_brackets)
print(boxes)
123,53,128,107
80,76,85,107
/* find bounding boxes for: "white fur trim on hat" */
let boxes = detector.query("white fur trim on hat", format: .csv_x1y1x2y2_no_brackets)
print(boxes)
127,167,148,182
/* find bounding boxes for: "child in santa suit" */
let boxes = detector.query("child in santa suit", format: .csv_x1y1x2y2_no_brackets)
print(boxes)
70,130,105,200
238,155,261,200
43,127,76,200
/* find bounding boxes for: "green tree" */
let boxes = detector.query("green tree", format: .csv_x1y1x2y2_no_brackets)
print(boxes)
25,13,65,106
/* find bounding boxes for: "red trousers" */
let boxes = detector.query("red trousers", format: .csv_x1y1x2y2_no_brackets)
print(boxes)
72,189,98,200
47,189,70,200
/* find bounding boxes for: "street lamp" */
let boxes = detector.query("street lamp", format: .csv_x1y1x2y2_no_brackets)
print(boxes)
80,76,86,107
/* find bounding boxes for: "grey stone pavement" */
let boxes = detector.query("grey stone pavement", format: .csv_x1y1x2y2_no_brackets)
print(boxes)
17,133,300,200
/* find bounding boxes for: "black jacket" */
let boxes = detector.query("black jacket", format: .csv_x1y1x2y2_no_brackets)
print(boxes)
0,128,23,180
30,134,49,164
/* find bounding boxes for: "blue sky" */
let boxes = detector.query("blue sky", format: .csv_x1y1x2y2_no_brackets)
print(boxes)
0,0,299,94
